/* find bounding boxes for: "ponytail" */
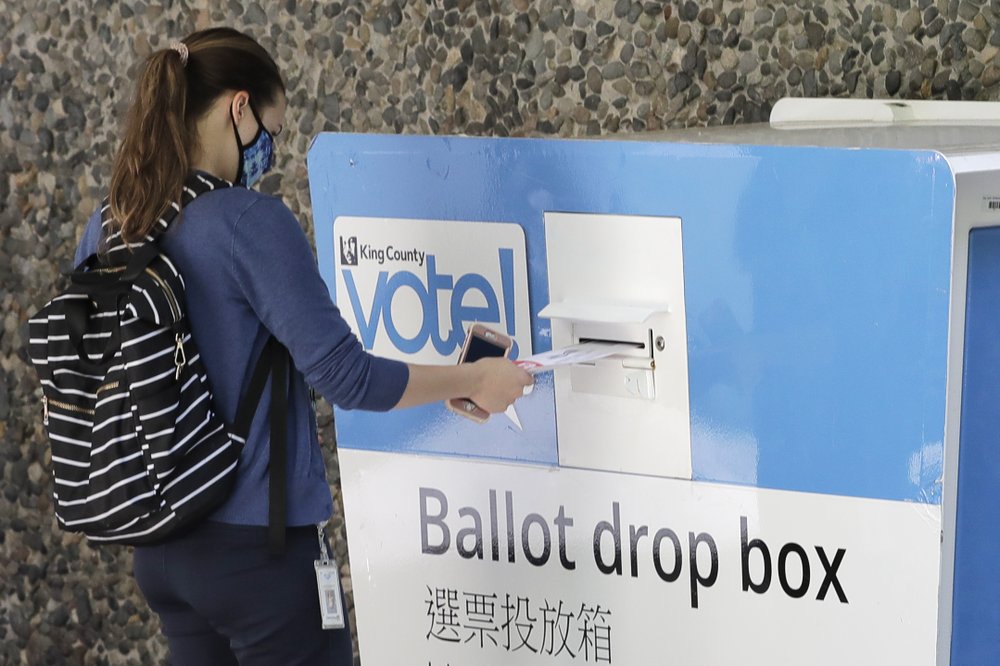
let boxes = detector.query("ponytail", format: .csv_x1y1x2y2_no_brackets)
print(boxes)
107,29,284,245
108,46,190,244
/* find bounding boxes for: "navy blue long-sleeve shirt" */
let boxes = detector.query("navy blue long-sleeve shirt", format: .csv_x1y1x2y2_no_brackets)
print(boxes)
76,182,409,526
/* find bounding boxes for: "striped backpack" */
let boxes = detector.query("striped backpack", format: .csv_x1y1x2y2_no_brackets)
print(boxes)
28,173,289,552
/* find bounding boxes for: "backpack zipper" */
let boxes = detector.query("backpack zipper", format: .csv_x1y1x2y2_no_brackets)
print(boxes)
143,267,181,322
43,395,96,425
142,267,187,379
43,381,118,425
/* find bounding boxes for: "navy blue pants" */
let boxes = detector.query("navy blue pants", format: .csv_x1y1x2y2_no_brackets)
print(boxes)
133,521,353,665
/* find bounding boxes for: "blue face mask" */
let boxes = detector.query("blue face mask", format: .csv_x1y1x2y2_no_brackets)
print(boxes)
232,102,275,188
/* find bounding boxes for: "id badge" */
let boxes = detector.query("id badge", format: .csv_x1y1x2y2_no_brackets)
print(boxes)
314,524,345,630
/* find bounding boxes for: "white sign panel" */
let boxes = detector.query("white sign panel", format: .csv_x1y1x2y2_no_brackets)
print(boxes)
334,217,531,363
341,449,941,665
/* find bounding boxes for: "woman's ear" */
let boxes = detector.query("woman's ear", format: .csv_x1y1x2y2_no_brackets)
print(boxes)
230,90,250,122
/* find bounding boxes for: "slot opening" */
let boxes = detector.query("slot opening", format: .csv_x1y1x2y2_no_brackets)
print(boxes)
578,336,646,349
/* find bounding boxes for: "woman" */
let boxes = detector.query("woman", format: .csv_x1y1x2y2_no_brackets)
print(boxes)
74,27,533,665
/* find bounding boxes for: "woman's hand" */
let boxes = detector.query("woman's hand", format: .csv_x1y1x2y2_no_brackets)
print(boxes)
466,357,534,413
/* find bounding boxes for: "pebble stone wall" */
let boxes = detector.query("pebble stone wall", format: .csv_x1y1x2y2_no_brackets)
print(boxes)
2,0,999,663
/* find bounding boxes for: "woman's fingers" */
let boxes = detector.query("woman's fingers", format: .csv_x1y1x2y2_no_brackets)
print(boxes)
469,357,534,413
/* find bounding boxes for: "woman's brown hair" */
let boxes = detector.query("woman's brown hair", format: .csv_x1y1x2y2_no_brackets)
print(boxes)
107,28,284,244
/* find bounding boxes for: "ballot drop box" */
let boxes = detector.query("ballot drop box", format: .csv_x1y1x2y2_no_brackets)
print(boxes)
307,99,1000,665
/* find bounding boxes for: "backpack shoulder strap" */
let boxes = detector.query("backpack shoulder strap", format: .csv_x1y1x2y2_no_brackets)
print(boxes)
232,335,291,557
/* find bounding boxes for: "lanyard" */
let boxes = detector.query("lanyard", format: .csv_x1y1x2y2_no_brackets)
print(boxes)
317,523,331,563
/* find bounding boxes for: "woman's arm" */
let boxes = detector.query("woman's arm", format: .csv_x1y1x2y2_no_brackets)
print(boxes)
395,357,533,412
232,196,531,414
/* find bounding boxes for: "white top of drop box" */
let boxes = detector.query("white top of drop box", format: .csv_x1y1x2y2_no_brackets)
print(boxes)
625,98,1000,160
